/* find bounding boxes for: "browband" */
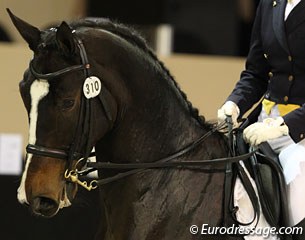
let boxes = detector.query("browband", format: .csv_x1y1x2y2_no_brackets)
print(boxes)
30,61,87,80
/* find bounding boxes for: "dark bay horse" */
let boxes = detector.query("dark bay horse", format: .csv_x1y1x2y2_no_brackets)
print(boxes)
8,10,241,240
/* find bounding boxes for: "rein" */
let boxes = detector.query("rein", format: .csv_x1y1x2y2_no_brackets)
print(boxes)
81,150,257,187
71,120,258,188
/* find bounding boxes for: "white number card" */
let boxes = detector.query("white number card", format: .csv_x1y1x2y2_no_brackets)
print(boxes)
83,76,102,99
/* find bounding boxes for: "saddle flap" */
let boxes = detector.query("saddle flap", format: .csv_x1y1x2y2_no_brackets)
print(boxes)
233,132,283,228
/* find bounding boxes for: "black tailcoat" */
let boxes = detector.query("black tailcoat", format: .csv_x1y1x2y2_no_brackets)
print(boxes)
228,0,305,142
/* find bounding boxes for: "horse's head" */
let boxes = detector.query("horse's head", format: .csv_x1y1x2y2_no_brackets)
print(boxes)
8,10,117,217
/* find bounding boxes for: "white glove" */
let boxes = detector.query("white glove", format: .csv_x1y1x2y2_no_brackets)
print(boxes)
217,101,240,130
243,117,289,146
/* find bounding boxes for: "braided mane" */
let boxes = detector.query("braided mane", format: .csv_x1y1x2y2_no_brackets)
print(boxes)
69,18,207,127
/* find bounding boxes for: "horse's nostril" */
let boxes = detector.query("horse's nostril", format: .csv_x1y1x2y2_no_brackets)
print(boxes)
32,196,58,217
39,197,57,210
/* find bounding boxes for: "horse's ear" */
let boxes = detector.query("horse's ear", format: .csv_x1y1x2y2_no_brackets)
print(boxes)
6,9,41,51
56,21,76,56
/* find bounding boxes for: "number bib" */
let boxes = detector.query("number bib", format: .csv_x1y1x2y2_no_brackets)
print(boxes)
83,76,102,99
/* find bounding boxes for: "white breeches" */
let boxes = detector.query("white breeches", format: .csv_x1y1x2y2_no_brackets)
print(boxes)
258,105,305,226
234,163,278,240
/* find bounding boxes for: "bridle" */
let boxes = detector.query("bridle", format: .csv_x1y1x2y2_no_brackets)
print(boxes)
24,25,258,185
25,26,258,190
26,28,114,174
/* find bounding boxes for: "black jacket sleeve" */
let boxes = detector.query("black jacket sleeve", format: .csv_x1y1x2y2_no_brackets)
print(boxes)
227,1,270,116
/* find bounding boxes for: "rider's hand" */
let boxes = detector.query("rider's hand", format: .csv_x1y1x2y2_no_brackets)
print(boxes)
217,101,240,130
243,117,289,146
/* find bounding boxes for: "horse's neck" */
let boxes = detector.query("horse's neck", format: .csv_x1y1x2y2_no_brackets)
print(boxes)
95,90,228,239
97,91,206,163
92,40,228,238
97,130,228,240
90,30,231,240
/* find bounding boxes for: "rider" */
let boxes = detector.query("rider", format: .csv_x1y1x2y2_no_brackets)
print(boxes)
217,0,305,236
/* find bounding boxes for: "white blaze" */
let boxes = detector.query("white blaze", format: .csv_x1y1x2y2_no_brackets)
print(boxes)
17,79,49,204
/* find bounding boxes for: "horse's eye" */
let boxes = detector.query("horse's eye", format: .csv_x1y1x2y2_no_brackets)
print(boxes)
61,99,75,110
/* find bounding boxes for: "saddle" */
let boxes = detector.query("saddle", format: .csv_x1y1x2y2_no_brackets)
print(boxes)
223,119,291,239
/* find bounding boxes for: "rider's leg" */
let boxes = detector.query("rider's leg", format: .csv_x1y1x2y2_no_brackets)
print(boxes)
279,143,305,227
286,162,305,226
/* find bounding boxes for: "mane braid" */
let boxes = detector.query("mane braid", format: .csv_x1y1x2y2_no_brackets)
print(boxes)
69,18,208,128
